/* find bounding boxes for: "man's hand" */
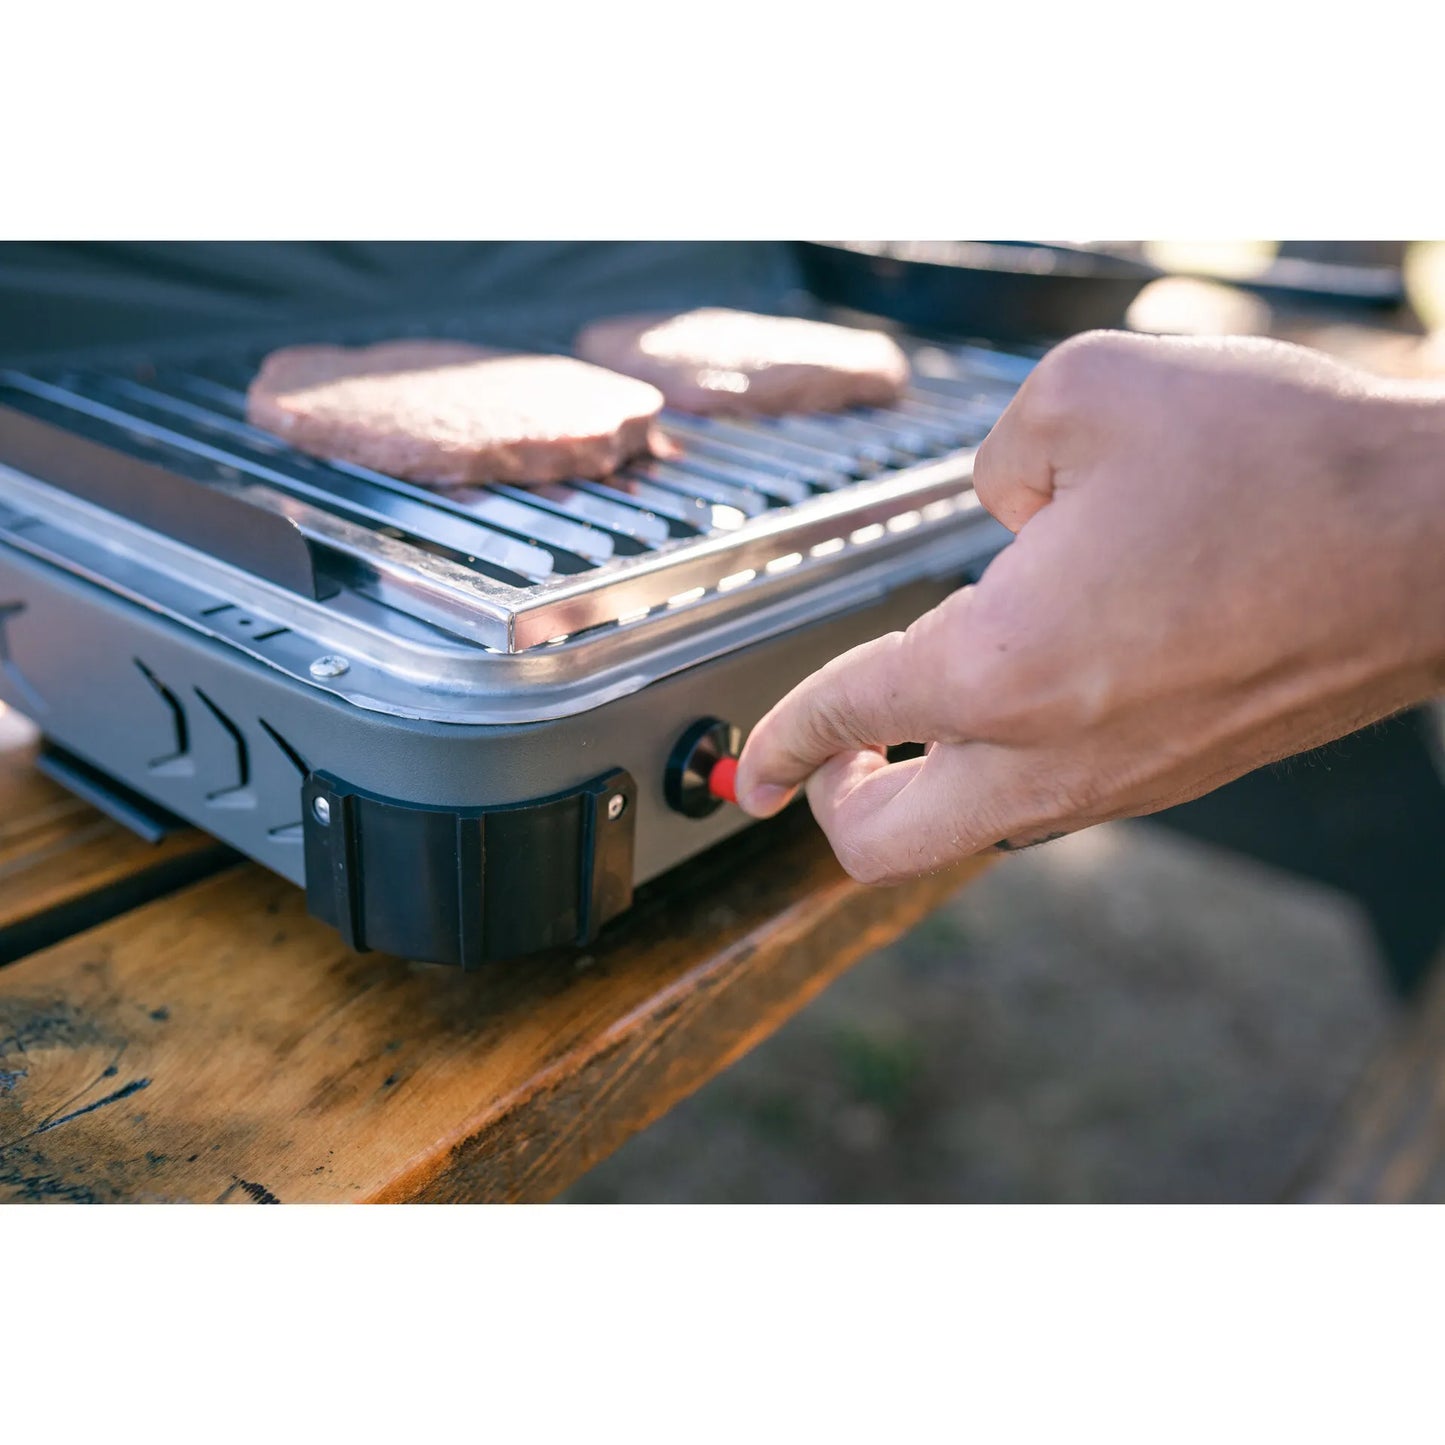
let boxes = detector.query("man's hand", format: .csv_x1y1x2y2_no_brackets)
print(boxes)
735,331,1445,883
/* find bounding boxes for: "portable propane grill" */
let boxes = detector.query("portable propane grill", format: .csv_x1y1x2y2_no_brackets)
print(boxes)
0,261,1032,967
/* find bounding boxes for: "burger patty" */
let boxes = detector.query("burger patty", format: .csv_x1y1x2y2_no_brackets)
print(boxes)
574,307,910,416
245,340,665,486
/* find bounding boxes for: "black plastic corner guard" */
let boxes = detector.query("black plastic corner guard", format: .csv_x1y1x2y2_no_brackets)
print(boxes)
301,768,637,969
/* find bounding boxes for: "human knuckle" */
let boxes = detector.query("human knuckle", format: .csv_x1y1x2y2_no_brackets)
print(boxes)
882,610,985,740
806,687,862,753
1050,327,1135,369
947,645,1011,718
940,601,1039,728
833,836,900,887
885,622,942,710
824,791,906,886
831,635,911,743
1025,329,1133,415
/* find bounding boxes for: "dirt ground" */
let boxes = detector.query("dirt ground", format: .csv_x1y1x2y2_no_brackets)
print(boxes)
564,821,1395,1203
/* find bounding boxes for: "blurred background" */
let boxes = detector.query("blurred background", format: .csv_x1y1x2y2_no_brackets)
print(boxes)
566,815,1394,1202
565,237,1445,1202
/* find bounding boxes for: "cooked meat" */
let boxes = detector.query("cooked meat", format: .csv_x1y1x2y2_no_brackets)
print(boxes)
574,308,910,415
245,340,665,486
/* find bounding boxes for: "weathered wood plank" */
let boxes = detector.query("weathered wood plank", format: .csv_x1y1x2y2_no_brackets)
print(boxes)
0,710,232,963
0,805,990,1203
1294,950,1445,1202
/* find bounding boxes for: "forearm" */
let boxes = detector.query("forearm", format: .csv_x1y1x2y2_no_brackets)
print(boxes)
1356,388,1445,702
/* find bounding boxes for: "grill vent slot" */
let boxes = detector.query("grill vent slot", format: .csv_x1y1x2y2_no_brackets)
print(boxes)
193,687,253,807
258,719,310,843
134,658,191,773
258,718,309,779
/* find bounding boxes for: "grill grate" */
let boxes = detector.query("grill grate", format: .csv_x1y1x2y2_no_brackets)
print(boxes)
0,336,1031,653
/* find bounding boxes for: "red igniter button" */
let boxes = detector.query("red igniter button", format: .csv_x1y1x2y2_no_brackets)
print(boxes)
664,718,743,817
707,756,739,804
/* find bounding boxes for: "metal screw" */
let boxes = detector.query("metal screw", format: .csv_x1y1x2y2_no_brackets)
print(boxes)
312,796,332,826
606,793,627,821
310,655,350,679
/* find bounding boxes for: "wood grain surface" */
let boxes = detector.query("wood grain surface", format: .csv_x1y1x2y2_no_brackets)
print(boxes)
0,710,231,965
0,800,991,1204
1294,950,1445,1202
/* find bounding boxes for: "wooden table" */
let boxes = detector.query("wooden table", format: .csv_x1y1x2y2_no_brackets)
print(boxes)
0,706,990,1203
1292,946,1445,1203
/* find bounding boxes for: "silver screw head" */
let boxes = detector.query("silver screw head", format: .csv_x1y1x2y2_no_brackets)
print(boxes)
310,655,350,679
312,796,332,826
606,793,627,821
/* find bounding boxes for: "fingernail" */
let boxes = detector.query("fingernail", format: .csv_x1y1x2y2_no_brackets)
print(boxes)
738,783,793,818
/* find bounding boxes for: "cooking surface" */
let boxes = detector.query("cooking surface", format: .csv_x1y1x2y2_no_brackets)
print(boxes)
0,330,1030,718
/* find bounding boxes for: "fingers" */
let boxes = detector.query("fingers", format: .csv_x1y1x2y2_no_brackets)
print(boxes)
972,395,1058,533
803,743,1031,884
973,328,1143,533
734,631,908,816
735,609,975,818
737,330,1149,826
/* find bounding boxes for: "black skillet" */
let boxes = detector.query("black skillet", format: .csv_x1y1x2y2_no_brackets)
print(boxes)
793,240,1161,343
793,240,1408,344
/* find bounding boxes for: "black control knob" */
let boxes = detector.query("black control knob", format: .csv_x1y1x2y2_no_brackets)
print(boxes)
664,717,742,818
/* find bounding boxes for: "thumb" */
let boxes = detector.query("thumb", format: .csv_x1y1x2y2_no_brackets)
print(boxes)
735,602,979,818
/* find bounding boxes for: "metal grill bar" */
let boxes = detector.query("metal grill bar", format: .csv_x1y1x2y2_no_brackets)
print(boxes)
124,372,619,568
654,422,825,503
0,338,1031,653
0,375,545,646
672,413,868,476
493,483,674,546
759,412,916,468
38,373,573,579
620,461,771,519
576,476,714,533
500,458,991,651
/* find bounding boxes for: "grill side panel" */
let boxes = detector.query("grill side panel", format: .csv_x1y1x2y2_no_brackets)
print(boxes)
0,541,983,896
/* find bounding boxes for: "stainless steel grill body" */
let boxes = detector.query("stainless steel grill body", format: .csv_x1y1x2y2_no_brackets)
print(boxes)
0,323,1032,964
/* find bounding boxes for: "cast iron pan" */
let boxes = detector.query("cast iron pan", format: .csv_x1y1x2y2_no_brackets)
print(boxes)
794,241,1162,343
793,240,1409,344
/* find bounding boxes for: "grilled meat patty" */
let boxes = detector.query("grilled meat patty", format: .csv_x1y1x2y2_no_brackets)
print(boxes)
574,308,910,416
246,340,665,486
